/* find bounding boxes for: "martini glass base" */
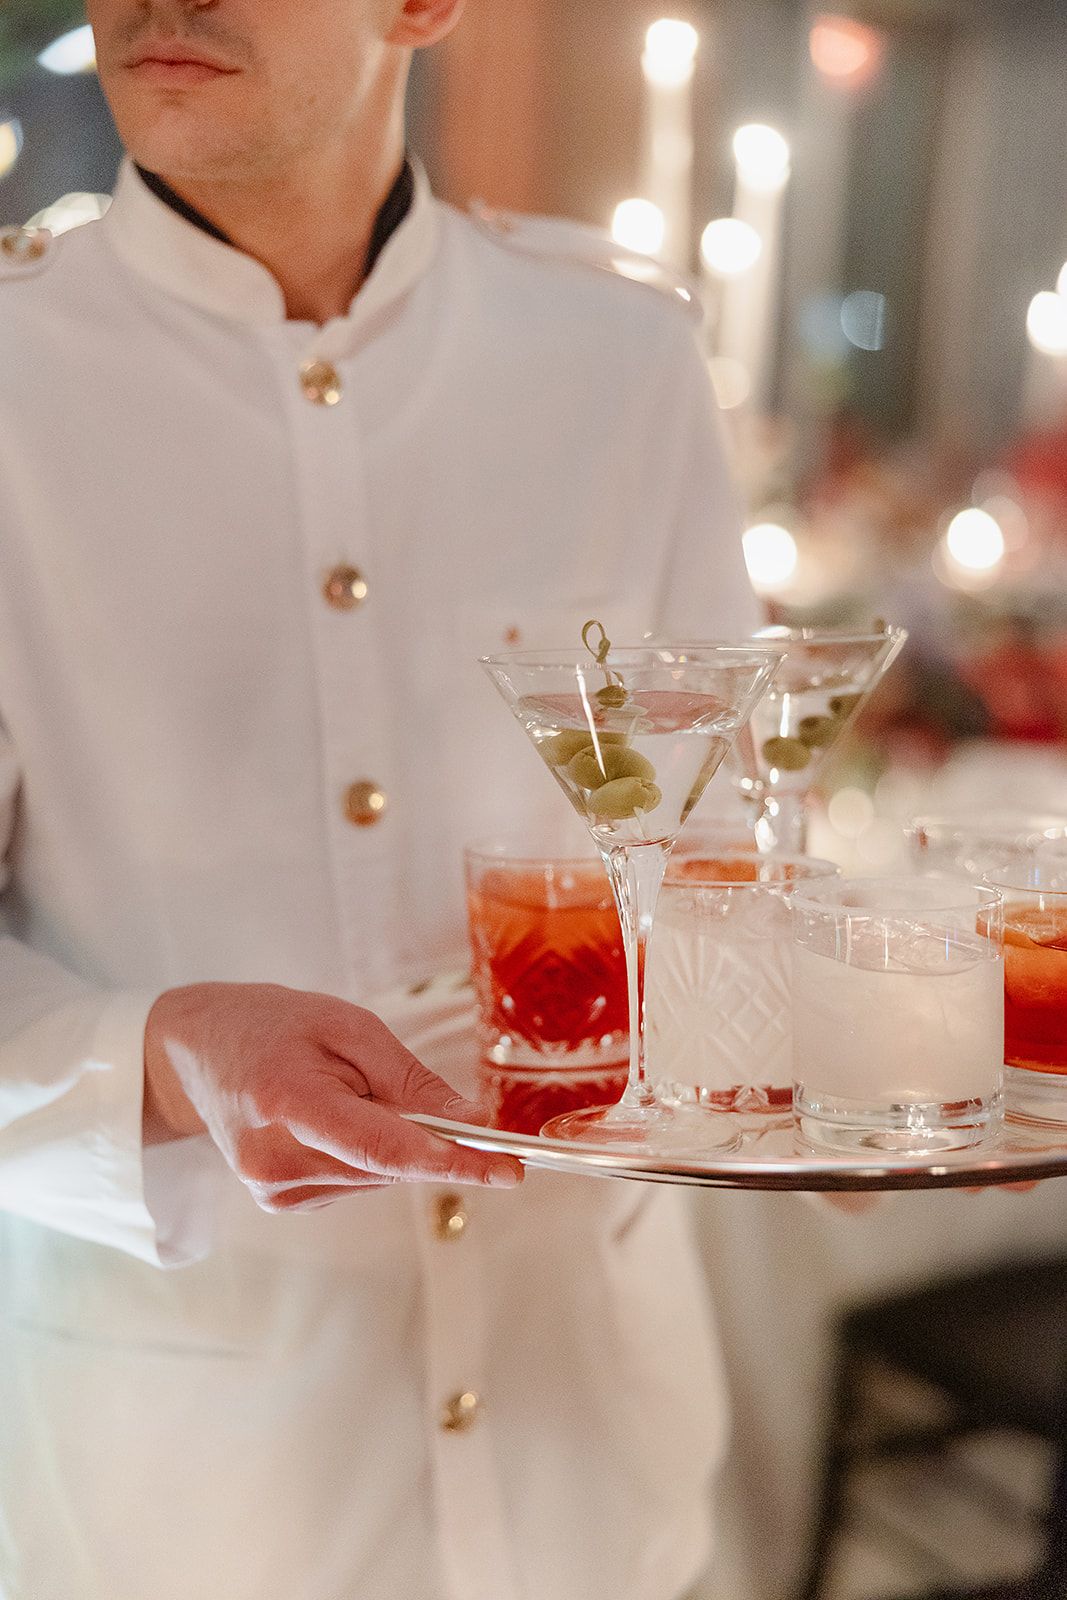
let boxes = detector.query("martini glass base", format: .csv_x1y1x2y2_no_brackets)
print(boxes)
540,1100,743,1154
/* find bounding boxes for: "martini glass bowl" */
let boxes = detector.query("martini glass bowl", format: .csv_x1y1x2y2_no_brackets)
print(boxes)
727,625,907,853
480,641,780,1148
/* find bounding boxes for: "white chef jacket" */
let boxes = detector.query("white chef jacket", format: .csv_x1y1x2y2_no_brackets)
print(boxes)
0,162,760,1600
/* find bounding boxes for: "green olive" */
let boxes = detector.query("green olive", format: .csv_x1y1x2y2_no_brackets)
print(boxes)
798,715,837,748
595,684,629,709
829,693,862,719
601,745,654,780
761,736,812,772
540,730,595,767
586,777,662,819
568,744,656,790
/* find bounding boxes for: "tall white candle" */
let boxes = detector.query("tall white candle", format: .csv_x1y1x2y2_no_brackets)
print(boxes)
716,123,791,412
640,19,699,269
700,215,762,355
1022,287,1067,427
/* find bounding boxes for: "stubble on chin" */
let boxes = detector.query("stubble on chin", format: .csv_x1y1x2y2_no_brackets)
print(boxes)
105,82,274,184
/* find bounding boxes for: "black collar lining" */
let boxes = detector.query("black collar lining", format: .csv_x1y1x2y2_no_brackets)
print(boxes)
134,159,416,278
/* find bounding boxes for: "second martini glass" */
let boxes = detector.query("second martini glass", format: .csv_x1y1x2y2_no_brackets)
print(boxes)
481,628,779,1148
728,624,907,853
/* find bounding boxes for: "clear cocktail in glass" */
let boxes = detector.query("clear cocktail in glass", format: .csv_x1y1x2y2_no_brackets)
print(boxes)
647,847,839,1114
729,625,907,853
481,634,780,1148
792,878,1004,1153
906,812,1067,878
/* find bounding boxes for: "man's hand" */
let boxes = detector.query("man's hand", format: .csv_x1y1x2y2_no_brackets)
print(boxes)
143,982,523,1209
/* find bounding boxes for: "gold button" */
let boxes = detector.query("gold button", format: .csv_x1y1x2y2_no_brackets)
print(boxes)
1,228,48,264
344,780,387,827
323,565,368,611
432,1193,468,1242
440,1391,481,1433
300,359,342,406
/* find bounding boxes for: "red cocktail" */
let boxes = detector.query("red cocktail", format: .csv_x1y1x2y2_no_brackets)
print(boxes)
988,862,1067,1124
1003,906,1067,1072
465,848,628,1134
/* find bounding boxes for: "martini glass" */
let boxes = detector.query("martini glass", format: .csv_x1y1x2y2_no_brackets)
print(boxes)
728,625,907,854
480,641,779,1148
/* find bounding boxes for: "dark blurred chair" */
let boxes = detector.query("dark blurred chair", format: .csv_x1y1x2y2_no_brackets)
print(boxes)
797,1254,1067,1600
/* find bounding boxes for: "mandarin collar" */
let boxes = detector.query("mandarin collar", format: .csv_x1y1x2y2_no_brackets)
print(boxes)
102,156,439,341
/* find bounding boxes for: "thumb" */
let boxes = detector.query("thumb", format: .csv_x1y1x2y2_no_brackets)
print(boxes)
322,1003,488,1124
391,1057,487,1126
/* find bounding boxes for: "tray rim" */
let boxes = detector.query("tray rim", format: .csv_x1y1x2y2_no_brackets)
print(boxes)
405,1111,1067,1192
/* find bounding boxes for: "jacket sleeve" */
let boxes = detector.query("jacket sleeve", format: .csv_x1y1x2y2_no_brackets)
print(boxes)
644,314,764,640
0,728,215,1267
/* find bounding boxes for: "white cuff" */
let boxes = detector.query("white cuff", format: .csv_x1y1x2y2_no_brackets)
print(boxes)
0,987,219,1267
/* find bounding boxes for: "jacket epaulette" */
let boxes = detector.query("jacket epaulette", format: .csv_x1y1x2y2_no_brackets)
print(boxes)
467,201,701,321
0,226,55,279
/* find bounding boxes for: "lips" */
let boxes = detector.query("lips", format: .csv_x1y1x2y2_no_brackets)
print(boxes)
125,43,239,79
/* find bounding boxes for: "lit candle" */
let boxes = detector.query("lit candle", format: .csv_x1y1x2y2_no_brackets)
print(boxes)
700,215,762,355
611,198,667,258
716,123,791,411
1022,286,1067,426
640,19,699,269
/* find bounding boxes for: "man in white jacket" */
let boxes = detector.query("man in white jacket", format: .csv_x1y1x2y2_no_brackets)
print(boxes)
0,2,760,1597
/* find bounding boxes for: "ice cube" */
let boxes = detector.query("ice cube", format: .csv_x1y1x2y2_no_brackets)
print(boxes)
874,921,986,977
1005,907,1067,951
731,890,792,941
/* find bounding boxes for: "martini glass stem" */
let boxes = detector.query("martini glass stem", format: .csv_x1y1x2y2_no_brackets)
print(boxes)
600,840,669,1111
760,792,810,854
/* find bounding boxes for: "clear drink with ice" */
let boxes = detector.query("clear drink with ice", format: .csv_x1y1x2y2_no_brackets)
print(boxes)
792,879,1004,1152
647,850,839,1112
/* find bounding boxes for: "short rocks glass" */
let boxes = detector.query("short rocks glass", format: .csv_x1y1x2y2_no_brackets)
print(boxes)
986,860,1067,1126
906,811,1067,878
791,879,1004,1153
465,842,628,1134
646,848,839,1113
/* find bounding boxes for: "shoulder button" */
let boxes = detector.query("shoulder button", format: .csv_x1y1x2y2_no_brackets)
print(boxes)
467,202,700,319
0,226,54,276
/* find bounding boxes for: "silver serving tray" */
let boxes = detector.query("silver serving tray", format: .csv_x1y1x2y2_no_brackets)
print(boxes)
406,1111,1067,1191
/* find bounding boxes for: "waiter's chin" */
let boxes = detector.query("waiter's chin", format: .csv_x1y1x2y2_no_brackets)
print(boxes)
103,72,274,183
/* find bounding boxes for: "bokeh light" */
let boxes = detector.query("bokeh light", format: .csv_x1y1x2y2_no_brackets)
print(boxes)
1026,290,1067,356
979,493,1029,552
827,786,875,838
945,508,1006,574
809,15,884,89
840,290,887,351
732,124,791,192
700,217,762,277
0,117,23,181
38,25,97,75
742,521,798,594
642,20,699,89
611,198,666,256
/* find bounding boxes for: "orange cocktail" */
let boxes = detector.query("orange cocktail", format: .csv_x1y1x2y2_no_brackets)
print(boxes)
988,862,1067,1123
465,847,628,1134
1003,905,1067,1072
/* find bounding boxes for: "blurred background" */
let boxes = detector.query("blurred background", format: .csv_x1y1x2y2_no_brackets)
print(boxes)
4,5,1067,1598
